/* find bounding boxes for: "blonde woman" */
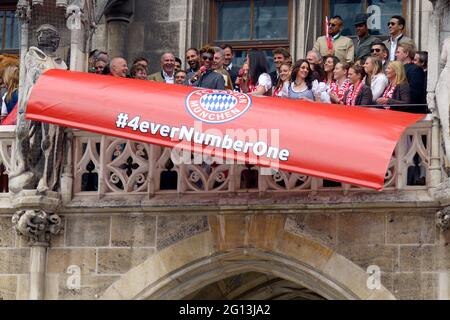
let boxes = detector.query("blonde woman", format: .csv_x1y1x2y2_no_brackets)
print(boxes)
376,61,410,106
364,56,388,102
1,65,19,121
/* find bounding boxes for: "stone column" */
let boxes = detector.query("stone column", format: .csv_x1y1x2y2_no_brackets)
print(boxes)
104,0,134,58
11,191,62,300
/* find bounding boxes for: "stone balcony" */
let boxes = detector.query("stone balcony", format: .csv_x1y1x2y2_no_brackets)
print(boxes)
0,117,443,212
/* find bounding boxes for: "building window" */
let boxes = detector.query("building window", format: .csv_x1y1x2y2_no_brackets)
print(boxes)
211,0,291,70
325,0,407,37
0,5,19,53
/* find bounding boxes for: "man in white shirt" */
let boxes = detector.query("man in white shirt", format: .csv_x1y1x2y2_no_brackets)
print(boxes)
148,52,175,83
383,15,414,61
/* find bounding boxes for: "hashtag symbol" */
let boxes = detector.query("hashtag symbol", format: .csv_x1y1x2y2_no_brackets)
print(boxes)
116,112,129,128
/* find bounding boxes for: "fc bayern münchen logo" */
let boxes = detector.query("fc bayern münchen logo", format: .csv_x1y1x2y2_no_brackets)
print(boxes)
185,89,252,124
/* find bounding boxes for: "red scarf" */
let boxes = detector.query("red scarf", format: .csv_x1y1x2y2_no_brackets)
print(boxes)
345,80,364,106
330,78,351,103
382,82,397,99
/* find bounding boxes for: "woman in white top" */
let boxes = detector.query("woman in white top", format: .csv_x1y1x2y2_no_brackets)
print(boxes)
240,50,272,96
364,56,388,102
272,62,291,98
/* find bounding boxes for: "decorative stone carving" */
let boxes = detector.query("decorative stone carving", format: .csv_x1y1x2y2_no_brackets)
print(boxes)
437,207,450,231
436,37,450,165
8,24,68,194
12,210,62,244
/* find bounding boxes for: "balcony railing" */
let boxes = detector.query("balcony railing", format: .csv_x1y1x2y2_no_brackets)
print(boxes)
0,118,440,206
70,118,436,199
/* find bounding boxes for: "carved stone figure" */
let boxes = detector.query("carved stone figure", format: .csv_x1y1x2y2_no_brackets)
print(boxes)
9,24,67,194
437,206,450,231
436,38,450,164
11,209,62,244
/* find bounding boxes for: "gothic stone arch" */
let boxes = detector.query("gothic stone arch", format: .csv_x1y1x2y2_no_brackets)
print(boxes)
100,215,396,300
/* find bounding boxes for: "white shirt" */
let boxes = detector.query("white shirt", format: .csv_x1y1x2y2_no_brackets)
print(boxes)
389,34,403,61
163,70,174,84
370,73,389,101
257,73,272,92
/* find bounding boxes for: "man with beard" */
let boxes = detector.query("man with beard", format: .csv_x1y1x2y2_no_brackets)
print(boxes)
185,48,200,82
189,46,225,90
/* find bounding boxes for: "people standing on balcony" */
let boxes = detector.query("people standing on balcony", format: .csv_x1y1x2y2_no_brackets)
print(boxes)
270,48,291,89
414,51,428,94
329,62,351,104
175,70,187,85
314,16,354,63
323,55,339,86
220,44,240,88
342,65,372,106
376,61,410,107
288,60,314,101
1,65,18,122
130,63,148,80
396,43,426,105
383,15,414,62
109,57,129,78
189,46,225,90
306,50,323,67
370,43,390,72
272,62,292,98
241,50,272,96
364,56,388,102
354,13,382,61
88,49,109,73
148,52,175,83
212,47,234,90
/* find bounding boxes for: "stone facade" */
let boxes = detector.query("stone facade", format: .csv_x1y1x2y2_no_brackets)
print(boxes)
1,0,450,300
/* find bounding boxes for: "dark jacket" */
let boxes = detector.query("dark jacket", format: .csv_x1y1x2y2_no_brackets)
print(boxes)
193,70,225,90
355,34,382,60
388,82,410,105
343,85,373,106
226,65,240,88
404,63,426,104
270,70,278,88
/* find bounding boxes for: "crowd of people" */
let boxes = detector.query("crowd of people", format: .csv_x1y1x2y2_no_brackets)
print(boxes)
0,13,429,126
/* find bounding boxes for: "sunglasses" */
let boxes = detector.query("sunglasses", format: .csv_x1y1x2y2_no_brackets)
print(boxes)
371,48,381,53
202,55,213,61
388,22,397,26
328,23,336,27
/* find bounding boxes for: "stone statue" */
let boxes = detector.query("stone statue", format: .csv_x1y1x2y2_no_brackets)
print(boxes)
436,37,450,164
9,24,67,194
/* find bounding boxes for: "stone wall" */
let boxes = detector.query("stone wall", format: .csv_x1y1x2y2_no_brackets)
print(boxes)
1,207,447,300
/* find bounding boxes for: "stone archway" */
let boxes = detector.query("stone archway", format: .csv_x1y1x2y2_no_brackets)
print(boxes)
100,215,396,300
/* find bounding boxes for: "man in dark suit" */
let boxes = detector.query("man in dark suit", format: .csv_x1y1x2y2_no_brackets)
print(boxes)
396,42,426,105
220,44,241,90
270,48,291,87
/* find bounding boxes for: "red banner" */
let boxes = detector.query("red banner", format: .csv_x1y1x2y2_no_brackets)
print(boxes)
25,70,423,190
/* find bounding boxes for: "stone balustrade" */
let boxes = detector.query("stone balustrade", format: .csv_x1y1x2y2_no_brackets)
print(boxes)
0,118,439,207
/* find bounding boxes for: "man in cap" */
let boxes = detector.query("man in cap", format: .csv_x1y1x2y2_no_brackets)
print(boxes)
354,13,381,61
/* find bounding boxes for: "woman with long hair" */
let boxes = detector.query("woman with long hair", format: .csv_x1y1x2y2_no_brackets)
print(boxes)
364,56,388,102
288,59,314,101
329,62,351,104
342,64,372,106
323,55,339,86
376,61,410,106
244,50,272,96
1,65,19,121
272,62,291,98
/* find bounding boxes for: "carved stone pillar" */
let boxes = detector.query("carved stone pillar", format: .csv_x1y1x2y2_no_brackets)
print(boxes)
104,0,134,58
11,191,62,300
16,0,31,119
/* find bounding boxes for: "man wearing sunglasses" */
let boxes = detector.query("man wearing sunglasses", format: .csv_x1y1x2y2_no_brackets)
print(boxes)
313,15,354,63
189,46,225,90
370,43,389,71
354,13,382,61
383,15,414,61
